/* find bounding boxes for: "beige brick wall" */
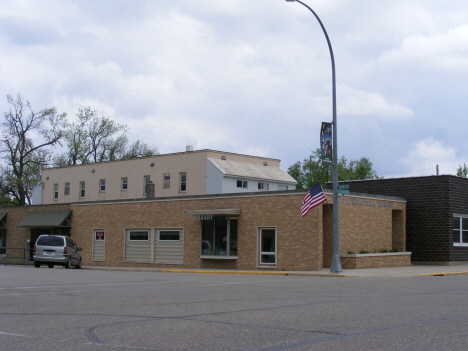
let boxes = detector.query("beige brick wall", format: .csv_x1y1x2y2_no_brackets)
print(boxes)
323,195,406,268
1,191,406,271
340,253,411,269
71,193,323,271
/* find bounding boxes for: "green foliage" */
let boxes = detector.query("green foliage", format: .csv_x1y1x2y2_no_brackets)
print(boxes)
359,249,370,254
288,149,378,189
457,163,467,178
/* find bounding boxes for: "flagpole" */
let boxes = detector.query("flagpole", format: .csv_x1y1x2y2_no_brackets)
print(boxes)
285,0,342,272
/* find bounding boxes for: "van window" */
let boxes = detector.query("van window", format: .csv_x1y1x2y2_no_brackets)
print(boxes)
36,236,65,246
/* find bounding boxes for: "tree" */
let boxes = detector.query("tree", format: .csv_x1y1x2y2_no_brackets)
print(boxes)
120,140,158,159
288,150,378,189
1,94,67,205
60,107,128,165
349,157,377,180
457,163,467,178
58,107,158,166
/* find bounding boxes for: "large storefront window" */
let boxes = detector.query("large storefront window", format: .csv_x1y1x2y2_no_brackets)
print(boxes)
201,216,238,257
453,215,468,246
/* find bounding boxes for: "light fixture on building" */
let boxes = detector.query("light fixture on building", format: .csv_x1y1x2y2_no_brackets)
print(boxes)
150,162,154,166
221,156,226,160
91,169,95,173
263,162,268,166
46,176,49,180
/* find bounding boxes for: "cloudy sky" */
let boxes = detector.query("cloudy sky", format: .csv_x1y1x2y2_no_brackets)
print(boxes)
1,0,467,178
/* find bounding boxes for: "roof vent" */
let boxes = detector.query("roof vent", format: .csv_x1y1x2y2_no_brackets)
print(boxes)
186,145,194,152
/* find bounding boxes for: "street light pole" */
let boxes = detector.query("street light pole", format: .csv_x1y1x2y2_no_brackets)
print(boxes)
285,0,342,272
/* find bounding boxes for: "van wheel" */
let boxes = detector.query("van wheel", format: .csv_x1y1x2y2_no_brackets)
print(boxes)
34,261,40,268
75,258,82,269
48,263,54,268
64,257,70,269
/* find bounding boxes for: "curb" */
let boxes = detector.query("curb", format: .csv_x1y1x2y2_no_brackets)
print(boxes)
420,271,468,277
160,269,355,277
82,266,355,277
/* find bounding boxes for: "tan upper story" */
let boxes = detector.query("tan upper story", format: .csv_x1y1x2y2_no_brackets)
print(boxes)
39,149,296,205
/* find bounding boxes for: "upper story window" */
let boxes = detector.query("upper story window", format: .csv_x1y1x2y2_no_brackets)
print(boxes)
143,176,150,194
121,177,128,191
180,173,186,192
163,173,170,189
100,179,106,193
453,215,468,246
64,182,70,196
258,182,269,190
53,184,58,200
237,180,248,189
278,185,288,191
80,181,85,198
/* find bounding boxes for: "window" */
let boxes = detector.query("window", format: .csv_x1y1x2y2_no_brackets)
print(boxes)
201,216,238,257
100,179,106,192
53,184,59,200
0,229,6,255
64,182,70,196
278,185,288,191
180,173,186,192
163,173,170,189
80,182,85,198
129,231,149,241
258,228,277,266
121,177,128,191
237,180,248,189
258,182,269,190
143,176,150,194
453,215,468,246
159,230,180,241
95,231,105,241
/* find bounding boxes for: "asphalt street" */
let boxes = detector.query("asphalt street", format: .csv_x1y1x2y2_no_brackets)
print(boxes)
1,265,468,350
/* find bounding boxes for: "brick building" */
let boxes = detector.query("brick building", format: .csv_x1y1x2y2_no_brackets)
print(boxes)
327,175,468,264
1,189,408,271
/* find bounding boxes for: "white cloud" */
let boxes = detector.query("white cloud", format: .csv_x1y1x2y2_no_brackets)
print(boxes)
400,138,460,176
338,84,414,120
378,25,468,71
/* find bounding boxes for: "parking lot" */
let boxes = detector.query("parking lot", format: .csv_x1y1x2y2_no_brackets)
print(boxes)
1,265,468,350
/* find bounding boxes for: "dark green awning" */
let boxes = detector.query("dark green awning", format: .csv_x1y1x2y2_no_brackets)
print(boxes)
17,210,72,227
0,213,7,222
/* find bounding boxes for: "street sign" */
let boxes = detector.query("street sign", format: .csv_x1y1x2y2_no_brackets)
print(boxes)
337,189,349,195
338,184,349,190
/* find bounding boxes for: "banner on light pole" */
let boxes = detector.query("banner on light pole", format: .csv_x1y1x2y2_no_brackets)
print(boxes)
320,122,332,164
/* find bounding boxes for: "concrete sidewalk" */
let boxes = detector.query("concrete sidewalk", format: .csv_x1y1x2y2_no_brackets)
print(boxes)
82,263,468,278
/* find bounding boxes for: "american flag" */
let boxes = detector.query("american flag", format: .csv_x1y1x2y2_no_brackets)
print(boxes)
300,183,326,217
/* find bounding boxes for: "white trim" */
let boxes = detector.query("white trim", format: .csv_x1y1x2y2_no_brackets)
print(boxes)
128,230,150,241
158,229,181,242
257,226,277,268
92,228,106,262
